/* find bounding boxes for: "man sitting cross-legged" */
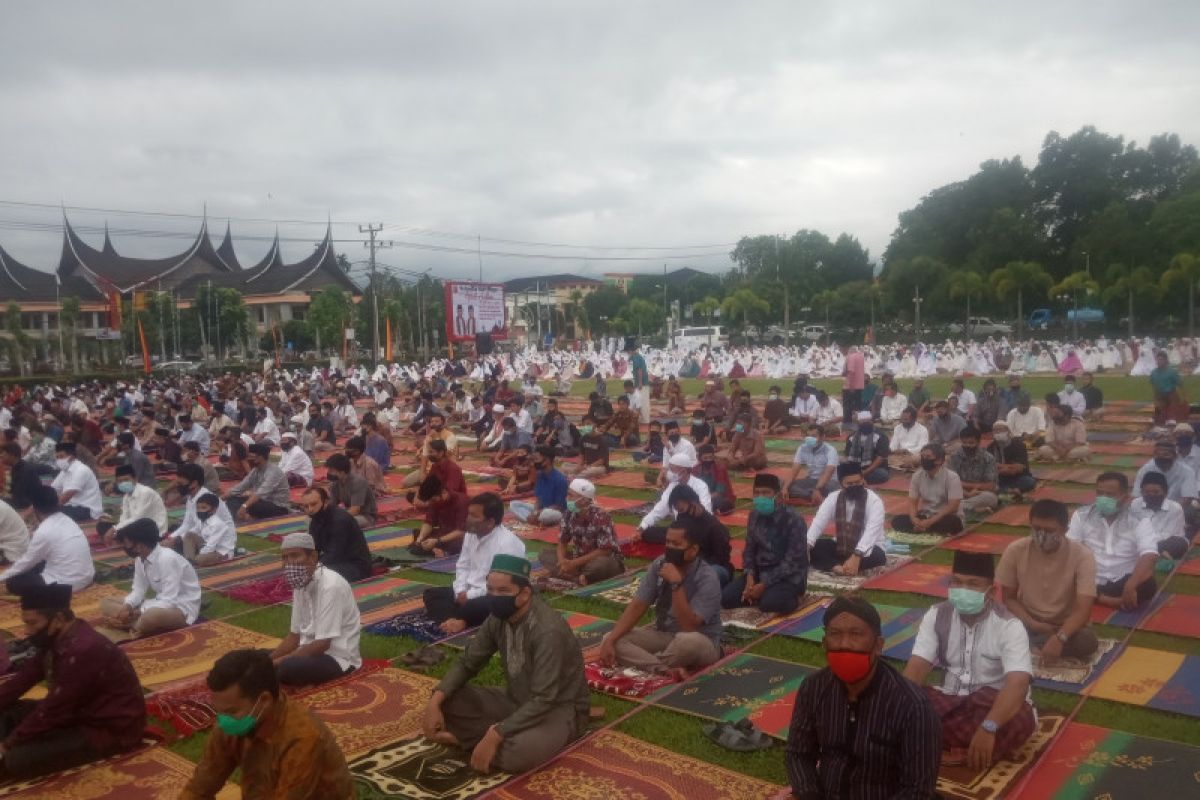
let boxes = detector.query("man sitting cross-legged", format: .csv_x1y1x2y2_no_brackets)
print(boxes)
270,532,363,688
600,518,723,675
299,487,373,584
96,463,168,546
904,551,1036,771
422,492,526,635
1067,472,1159,610
1130,471,1191,560
538,479,624,586
806,462,888,575
996,499,1099,664
408,473,469,557
891,443,965,536
721,474,808,614
422,554,591,775
100,518,201,638
181,648,353,799
0,583,144,781
225,443,291,522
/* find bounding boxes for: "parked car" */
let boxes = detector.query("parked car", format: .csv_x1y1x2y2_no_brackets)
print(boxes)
947,316,1013,336
801,325,828,341
154,360,198,373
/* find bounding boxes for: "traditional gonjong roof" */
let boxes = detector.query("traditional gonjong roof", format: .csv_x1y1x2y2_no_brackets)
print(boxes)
0,243,104,302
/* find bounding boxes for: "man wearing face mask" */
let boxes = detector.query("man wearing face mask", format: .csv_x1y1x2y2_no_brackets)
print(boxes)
49,441,102,523
716,415,767,471
657,420,696,485
763,385,792,433
668,484,733,585
722,474,807,613
1130,472,1190,560
425,554,591,774
510,446,569,526
807,462,888,575
948,426,999,517
928,400,967,453
183,648,353,798
695,443,736,516
997,500,1099,663
423,492,525,635
986,421,1036,499
300,488,372,582
1132,440,1200,533
540,479,623,585
843,411,890,485
601,520,723,673
271,532,362,688
787,596,940,798
891,443,965,535
561,417,610,479
96,464,167,545
0,583,145,781
1067,472,1160,610
1079,371,1104,420
0,485,93,594
634,453,712,544
888,405,930,472
1171,423,1200,474
225,443,291,522
178,414,211,455
904,551,1035,771
1057,375,1086,419
409,474,469,557
181,441,221,493
113,432,155,488
1035,403,1090,463
1004,396,1046,444
100,518,201,637
277,432,314,488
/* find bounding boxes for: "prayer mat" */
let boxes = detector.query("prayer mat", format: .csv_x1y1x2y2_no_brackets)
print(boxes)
613,521,641,542
1029,485,1096,505
720,607,777,629
0,745,205,799
1089,441,1150,454
620,539,665,560
508,521,562,545
654,653,814,738
595,469,659,489
1087,645,1200,717
594,575,642,606
887,529,948,546
1087,430,1138,442
0,583,126,637
351,737,511,800
122,620,280,691
417,554,460,574
1019,721,1200,798
354,579,430,626
1089,592,1169,626
935,713,1063,800
982,503,1035,527
1087,453,1143,469
568,570,644,598
196,551,282,591
939,531,1022,555
591,495,647,512
775,599,929,660
862,561,951,597
1175,549,1200,576
364,609,448,642
806,554,914,593
1138,592,1200,639
716,507,750,527
584,662,678,699
882,493,911,515
491,729,786,800
220,574,292,605
1033,638,1119,690
302,667,437,757
237,512,309,538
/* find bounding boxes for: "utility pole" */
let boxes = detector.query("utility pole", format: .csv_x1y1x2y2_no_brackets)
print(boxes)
776,236,790,345
360,224,391,364
913,285,923,342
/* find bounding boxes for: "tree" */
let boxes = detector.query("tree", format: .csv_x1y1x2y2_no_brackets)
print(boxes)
693,296,720,325
582,285,626,333
3,302,30,376
614,298,661,338
1048,271,1101,337
1161,253,1200,337
947,270,989,335
990,260,1052,339
720,288,770,331
306,288,356,355
60,295,81,373
1102,263,1159,338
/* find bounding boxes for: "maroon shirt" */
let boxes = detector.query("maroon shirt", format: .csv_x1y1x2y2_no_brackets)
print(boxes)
426,490,469,538
429,457,467,496
0,619,145,752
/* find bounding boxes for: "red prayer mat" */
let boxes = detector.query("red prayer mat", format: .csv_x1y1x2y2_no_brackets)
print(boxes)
1138,593,1200,639
862,561,951,597
0,746,201,799
299,667,436,758
122,620,280,691
939,532,1022,555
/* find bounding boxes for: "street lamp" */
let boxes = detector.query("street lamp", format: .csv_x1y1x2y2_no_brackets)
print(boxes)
1057,291,1079,342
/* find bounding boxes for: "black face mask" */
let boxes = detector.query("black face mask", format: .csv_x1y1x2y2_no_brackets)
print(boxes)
197,510,213,522
1144,496,1165,511
664,547,686,567
844,485,867,501
668,433,680,443
488,594,519,620
920,458,938,472
961,445,978,455
1155,458,1175,471
123,547,139,559
28,623,55,650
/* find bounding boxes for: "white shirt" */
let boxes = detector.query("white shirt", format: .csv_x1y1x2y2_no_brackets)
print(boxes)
913,603,1033,697
879,393,908,423
951,388,977,412
176,490,236,541
891,421,930,454
816,398,842,425
291,566,362,671
279,445,315,485
453,525,527,599
116,483,169,536
377,406,401,430
639,474,713,530
513,408,534,434
1133,459,1198,501
179,424,211,455
1058,389,1086,418
196,513,237,556
51,459,103,519
1130,497,1186,546
0,512,94,590
1067,506,1159,584
124,545,202,623
253,417,281,445
337,404,359,428
806,489,887,555
0,407,10,430
790,395,820,418
1005,406,1046,437
0,500,30,562
663,436,697,466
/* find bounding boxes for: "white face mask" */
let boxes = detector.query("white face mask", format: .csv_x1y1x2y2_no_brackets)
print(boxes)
55,457,70,470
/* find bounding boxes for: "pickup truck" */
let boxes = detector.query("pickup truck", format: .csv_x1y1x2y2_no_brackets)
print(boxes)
947,317,1013,336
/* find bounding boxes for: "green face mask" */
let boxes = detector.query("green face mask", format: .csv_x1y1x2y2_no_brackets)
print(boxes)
566,499,579,514
217,697,265,737
1093,495,1118,516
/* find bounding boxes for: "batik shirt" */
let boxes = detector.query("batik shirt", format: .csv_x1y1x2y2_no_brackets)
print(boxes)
560,507,624,568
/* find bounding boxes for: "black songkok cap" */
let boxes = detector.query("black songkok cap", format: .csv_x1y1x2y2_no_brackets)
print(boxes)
823,595,882,636
952,550,995,581
836,461,862,481
19,582,72,612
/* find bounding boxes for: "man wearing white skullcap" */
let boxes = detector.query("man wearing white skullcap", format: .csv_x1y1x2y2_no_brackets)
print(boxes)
538,479,624,585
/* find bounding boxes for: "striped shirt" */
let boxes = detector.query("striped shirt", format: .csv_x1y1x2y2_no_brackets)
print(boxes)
786,662,941,800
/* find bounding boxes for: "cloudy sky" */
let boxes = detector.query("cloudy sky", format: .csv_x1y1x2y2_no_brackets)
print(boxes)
0,1,1197,284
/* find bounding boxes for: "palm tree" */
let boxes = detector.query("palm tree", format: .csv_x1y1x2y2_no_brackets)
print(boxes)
720,288,769,334
567,289,590,340
948,270,988,337
990,260,1052,340
60,295,81,373
693,295,721,347
1161,253,1200,337
1102,263,1158,338
1049,270,1101,339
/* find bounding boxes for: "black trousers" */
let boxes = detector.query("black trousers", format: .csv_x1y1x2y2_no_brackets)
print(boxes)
423,586,492,626
810,540,887,572
58,505,94,523
4,562,46,596
641,526,668,544
324,559,372,584
276,654,350,687
720,575,804,614
842,389,862,423
225,496,290,519
890,514,964,535
1098,574,1157,607
0,700,101,780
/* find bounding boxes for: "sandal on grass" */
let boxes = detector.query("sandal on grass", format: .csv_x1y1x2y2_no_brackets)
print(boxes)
702,719,774,752
401,646,445,669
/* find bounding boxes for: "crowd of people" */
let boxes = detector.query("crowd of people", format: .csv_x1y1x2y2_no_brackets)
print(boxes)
0,334,1191,797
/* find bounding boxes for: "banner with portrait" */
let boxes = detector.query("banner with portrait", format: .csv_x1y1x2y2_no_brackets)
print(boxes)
443,282,508,343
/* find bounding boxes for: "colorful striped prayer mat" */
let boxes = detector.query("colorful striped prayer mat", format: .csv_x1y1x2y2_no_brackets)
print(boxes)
1087,645,1200,718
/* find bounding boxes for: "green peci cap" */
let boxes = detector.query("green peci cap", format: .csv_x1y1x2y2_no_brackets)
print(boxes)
490,554,532,581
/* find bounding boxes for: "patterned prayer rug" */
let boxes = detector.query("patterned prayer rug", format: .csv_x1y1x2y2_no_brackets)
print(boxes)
982,503,1035,527
774,599,929,660
653,653,815,739
593,575,642,606
1020,722,1200,797
805,554,913,593
122,620,280,691
936,714,1063,800
568,570,645,598
490,730,786,800
1087,645,1200,717
0,583,126,637
938,532,1022,555
584,662,678,699
301,667,437,757
365,609,449,642
1137,592,1200,639
591,494,647,512
886,530,949,546
352,737,511,800
0,746,204,799
196,551,284,591
862,561,951,597
1033,638,1120,690
1089,592,1169,626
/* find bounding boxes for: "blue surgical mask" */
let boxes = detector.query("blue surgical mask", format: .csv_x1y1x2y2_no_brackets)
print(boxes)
752,496,776,515
804,436,818,448
566,499,579,514
1093,495,1118,516
116,481,135,494
948,587,988,616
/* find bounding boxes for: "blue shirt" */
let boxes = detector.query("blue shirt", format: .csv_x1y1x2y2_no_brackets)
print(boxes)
794,442,839,473
534,468,570,511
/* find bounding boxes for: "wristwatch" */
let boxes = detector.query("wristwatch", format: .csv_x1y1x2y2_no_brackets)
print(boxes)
1055,631,1070,644
668,581,683,592
980,719,999,734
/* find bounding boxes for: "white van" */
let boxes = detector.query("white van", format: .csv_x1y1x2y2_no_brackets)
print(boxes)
672,326,727,350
